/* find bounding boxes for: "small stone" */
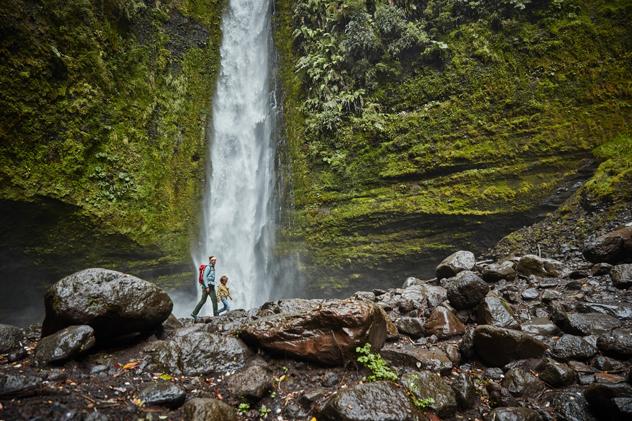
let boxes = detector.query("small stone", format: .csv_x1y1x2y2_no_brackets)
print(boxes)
516,255,563,277
451,372,478,409
446,271,489,310
501,367,545,397
183,398,238,421
34,325,95,366
226,364,273,402
611,264,632,289
475,293,519,329
0,324,25,354
482,261,516,283
486,406,542,421
522,288,539,300
521,318,560,336
321,372,339,387
139,382,186,408
401,371,457,417
536,358,576,387
484,367,505,380
423,306,465,339
395,317,425,339
436,250,476,279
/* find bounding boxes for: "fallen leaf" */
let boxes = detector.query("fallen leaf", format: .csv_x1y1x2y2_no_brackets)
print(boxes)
122,361,140,370
158,373,173,381
132,398,144,407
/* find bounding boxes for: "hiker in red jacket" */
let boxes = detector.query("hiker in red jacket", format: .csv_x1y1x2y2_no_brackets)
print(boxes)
191,255,218,320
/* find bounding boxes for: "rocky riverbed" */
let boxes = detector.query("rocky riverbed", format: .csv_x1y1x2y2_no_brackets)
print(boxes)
1,226,632,420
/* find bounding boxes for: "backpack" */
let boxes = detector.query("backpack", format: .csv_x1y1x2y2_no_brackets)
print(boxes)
198,264,207,285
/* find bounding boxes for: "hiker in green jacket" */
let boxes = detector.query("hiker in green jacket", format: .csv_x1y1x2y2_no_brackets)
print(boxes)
191,255,219,320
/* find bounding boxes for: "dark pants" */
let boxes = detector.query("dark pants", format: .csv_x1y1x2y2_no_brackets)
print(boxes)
191,286,218,317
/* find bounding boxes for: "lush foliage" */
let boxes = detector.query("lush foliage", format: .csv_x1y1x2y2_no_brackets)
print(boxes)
355,342,398,382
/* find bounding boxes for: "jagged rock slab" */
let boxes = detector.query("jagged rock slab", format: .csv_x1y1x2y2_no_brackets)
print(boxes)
473,325,547,367
42,268,173,338
34,325,95,365
239,299,387,365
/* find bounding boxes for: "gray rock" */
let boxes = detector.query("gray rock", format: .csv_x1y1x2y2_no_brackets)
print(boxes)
436,250,476,279
583,226,632,264
475,293,519,329
577,302,632,320
486,407,542,421
401,371,457,417
593,263,613,275
584,383,632,421
419,284,448,308
42,268,173,338
593,356,626,372
611,264,632,289
536,358,576,387
552,335,597,361
597,328,632,358
556,312,621,336
396,317,425,339
447,271,489,310
139,382,186,408
399,285,427,312
541,290,562,302
484,367,505,380
381,343,452,374
473,325,547,367
34,325,95,365
144,331,252,376
501,367,545,397
451,371,478,409
541,390,595,421
0,324,24,354
183,398,238,421
521,318,561,336
423,306,465,339
319,381,420,421
522,288,539,300
226,364,272,402
516,255,563,277
0,374,42,398
482,261,516,283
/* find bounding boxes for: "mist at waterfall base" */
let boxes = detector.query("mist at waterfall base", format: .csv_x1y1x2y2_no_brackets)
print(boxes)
170,0,300,317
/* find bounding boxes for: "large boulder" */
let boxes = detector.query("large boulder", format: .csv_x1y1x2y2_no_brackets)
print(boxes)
396,317,425,339
482,261,516,283
536,358,576,387
611,264,632,289
555,312,621,336
319,381,421,421
0,374,43,398
597,328,632,358
402,371,458,418
551,334,597,361
183,398,238,421
446,271,489,310
583,226,632,264
144,331,252,376
138,383,186,408
239,299,387,365
34,325,95,366
516,255,563,277
436,250,476,279
501,368,545,397
424,306,466,339
226,364,273,402
42,268,173,338
0,324,24,354
473,325,547,367
475,293,519,329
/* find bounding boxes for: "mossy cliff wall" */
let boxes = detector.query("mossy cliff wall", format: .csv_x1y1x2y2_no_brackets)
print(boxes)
0,0,225,270
273,0,632,294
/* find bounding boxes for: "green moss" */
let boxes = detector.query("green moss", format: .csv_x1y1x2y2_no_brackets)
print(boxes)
585,133,632,199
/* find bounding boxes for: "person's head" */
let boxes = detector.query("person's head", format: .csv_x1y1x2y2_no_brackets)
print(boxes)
220,275,228,285
209,255,217,266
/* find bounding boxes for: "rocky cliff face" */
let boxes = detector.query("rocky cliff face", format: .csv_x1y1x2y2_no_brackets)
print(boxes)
274,0,632,294
0,0,225,323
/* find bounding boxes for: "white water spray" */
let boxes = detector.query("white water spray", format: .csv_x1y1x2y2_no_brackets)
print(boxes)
189,0,289,314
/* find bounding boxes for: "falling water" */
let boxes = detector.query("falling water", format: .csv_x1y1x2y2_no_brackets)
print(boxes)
192,0,290,312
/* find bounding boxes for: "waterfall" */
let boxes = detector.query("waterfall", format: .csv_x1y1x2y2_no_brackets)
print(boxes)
193,0,288,312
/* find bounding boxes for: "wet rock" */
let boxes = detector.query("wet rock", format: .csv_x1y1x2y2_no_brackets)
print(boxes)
584,383,632,421
399,285,427,312
522,288,539,300
402,371,457,417
516,255,563,277
447,271,489,310
475,293,519,329
552,335,597,361
0,324,25,354
536,358,576,387
593,356,626,372
486,407,542,421
555,312,621,336
353,291,377,302
423,306,465,339
482,261,517,283
459,328,476,360
226,364,272,402
319,381,419,421
473,325,547,367
256,298,319,317
486,383,519,408
381,342,453,374
577,302,632,320
419,284,448,308
592,263,613,276
485,367,505,380
42,268,173,338
322,372,339,387
183,398,238,421
501,367,545,397
144,331,252,375
162,314,184,331
139,383,186,408
521,318,561,336
300,387,328,411
436,250,476,279
240,299,387,365
541,290,562,302
611,264,632,289
597,328,632,358
451,372,478,409
0,373,43,398
541,390,595,421
396,317,425,339
34,325,95,366
583,226,632,264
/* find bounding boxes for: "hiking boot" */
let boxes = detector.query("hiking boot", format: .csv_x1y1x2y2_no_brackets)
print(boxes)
191,314,198,322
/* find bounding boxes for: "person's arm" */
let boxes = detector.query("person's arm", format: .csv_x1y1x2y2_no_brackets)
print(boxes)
203,266,211,289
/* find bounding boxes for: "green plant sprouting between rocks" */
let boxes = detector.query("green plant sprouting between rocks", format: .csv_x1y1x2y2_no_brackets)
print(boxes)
355,342,398,382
